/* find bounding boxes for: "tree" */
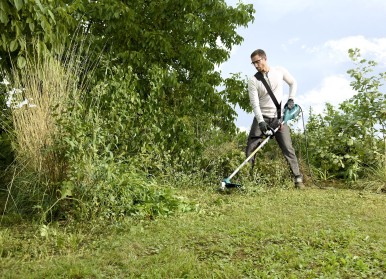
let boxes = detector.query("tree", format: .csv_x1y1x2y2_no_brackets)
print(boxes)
0,0,82,73
77,0,255,169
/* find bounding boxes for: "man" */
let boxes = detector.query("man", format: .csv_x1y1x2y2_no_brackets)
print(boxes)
246,49,304,189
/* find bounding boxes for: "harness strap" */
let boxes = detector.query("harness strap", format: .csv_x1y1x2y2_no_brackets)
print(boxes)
254,72,281,119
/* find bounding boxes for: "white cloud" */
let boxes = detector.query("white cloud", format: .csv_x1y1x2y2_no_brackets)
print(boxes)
298,75,356,115
304,36,386,65
325,36,386,64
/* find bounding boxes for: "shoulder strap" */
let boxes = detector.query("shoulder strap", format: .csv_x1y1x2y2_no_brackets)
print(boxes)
254,72,281,119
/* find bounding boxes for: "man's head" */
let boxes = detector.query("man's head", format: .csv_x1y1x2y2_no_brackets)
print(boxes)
250,49,269,73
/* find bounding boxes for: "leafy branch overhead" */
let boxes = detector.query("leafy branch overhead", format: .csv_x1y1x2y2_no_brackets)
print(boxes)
0,0,81,69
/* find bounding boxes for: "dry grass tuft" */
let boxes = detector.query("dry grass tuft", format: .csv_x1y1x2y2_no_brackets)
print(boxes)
9,41,86,183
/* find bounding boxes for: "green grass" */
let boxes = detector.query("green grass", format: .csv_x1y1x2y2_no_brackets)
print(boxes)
1,186,385,278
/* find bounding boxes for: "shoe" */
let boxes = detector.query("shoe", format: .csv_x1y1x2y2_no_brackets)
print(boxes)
294,175,305,189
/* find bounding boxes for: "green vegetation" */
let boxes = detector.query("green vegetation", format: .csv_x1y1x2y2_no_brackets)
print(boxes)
1,1,386,277
1,187,385,278
300,49,386,185
1,0,255,221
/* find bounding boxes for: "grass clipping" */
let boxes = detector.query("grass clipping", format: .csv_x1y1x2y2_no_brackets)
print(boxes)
9,43,85,183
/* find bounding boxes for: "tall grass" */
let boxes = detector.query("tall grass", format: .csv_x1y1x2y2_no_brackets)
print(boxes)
10,40,95,181
2,40,90,216
355,159,386,192
12,52,63,181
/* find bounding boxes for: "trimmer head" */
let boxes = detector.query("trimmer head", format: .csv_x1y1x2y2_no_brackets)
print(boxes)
220,178,242,190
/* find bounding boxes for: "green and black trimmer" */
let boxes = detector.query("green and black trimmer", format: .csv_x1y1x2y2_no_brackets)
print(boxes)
220,104,301,190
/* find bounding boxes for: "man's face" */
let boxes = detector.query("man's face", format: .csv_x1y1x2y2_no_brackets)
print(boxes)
251,55,266,72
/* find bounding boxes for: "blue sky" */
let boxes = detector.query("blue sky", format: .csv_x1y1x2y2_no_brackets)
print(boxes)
222,0,386,131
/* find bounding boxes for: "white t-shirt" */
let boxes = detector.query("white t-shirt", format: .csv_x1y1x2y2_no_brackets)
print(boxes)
248,66,297,123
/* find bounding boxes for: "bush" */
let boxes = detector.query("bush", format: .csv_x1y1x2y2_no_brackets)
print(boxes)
2,40,188,222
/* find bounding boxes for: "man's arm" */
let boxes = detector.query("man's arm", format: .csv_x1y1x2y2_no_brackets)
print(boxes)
248,77,264,123
280,67,297,101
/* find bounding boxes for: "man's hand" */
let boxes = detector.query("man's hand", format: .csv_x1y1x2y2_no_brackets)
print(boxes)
258,121,268,134
285,99,295,110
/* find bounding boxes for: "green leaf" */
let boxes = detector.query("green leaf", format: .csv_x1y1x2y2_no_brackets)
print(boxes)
9,39,18,51
17,55,26,68
47,9,56,23
60,182,73,199
0,10,8,24
13,0,23,11
1,34,6,45
29,22,35,32
40,15,51,32
35,0,44,13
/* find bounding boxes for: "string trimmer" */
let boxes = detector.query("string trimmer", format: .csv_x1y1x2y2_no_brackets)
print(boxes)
220,104,301,190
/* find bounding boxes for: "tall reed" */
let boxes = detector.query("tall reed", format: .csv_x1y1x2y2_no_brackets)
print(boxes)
9,40,87,185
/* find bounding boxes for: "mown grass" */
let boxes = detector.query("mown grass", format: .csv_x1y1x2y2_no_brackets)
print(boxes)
1,186,385,278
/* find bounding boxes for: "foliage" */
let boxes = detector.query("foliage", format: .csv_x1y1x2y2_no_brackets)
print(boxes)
0,0,81,73
304,49,386,182
5,41,76,183
0,41,85,218
1,1,255,171
56,67,187,220
0,39,188,221
1,0,256,171
345,48,386,141
0,43,74,218
353,163,386,193
60,161,185,221
0,0,256,221
305,105,362,181
78,0,254,169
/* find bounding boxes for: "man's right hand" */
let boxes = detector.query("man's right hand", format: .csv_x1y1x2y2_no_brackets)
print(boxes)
258,121,268,134
285,99,295,110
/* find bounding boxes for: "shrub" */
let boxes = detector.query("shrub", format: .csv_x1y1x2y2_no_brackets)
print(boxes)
2,40,187,222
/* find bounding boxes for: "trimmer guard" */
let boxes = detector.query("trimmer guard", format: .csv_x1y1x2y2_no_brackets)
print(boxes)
221,178,242,189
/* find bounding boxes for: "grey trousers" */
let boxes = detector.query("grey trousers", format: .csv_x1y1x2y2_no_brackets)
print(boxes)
245,117,301,177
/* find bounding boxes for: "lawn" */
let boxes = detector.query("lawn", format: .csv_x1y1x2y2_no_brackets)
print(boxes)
1,186,385,278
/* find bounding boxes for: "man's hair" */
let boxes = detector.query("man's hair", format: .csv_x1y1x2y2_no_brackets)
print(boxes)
250,49,267,59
